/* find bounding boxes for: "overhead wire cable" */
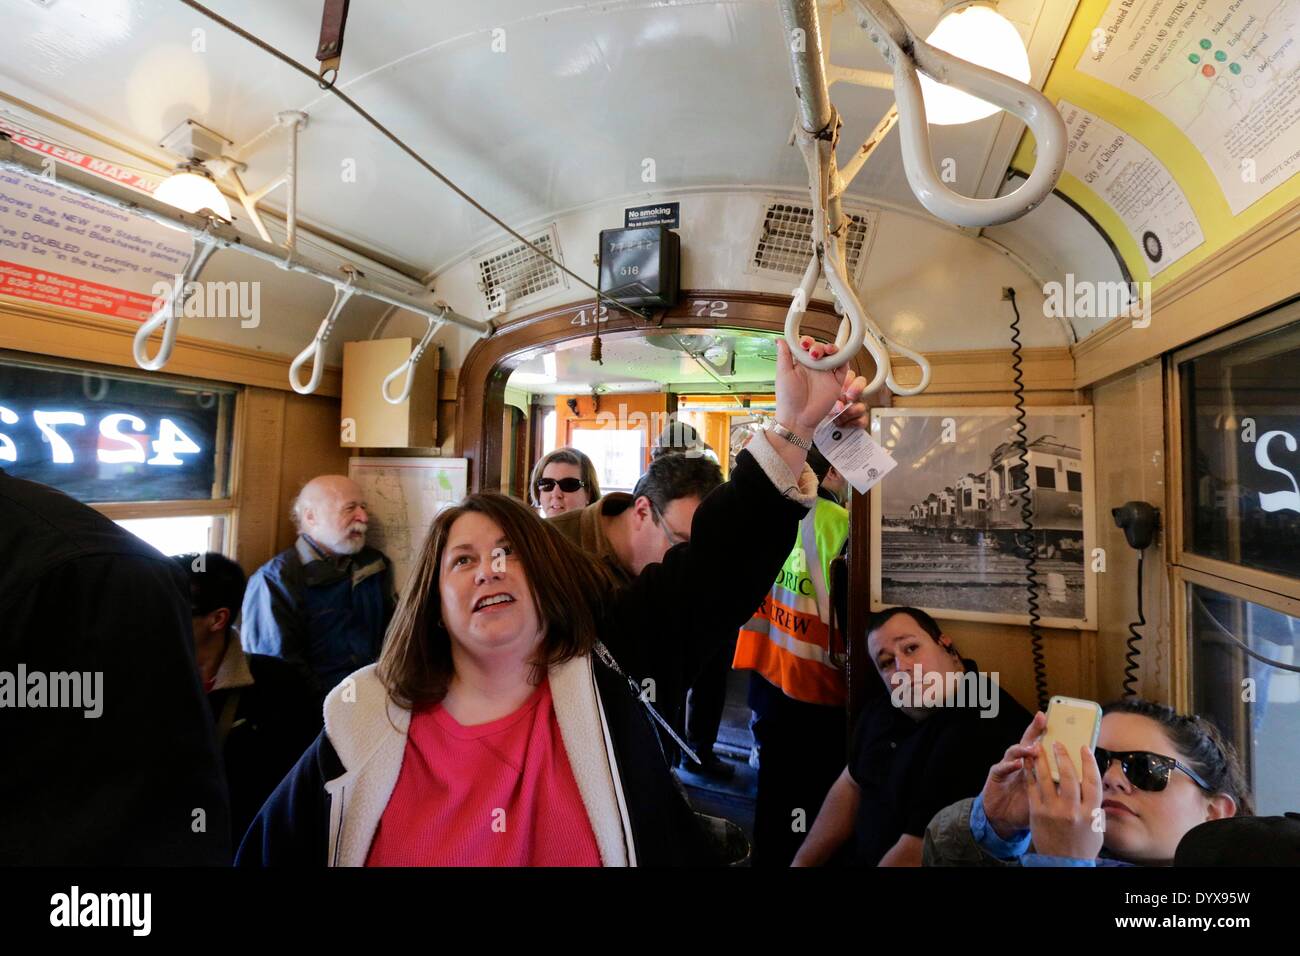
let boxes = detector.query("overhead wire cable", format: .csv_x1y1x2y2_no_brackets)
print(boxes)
176,0,648,323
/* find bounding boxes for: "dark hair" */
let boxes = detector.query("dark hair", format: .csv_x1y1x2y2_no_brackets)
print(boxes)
806,446,833,485
652,419,703,459
631,451,723,516
807,446,843,503
173,552,247,627
865,606,961,667
1102,698,1253,815
529,447,602,509
378,493,618,709
867,606,945,643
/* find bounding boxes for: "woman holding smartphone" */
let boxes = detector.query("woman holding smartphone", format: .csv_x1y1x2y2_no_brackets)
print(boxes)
923,698,1251,866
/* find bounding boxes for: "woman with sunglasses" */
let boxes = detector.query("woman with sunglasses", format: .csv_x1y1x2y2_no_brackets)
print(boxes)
529,448,600,517
923,698,1251,866
238,338,870,866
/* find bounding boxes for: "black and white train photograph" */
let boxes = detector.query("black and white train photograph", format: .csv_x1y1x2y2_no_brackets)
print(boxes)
871,407,1096,628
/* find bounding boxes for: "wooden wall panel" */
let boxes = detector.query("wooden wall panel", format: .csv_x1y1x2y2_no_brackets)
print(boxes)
276,391,351,555
232,387,348,572
233,388,286,575
0,301,341,394
1092,361,1171,704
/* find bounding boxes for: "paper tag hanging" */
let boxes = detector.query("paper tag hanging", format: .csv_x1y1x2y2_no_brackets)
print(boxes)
813,410,897,495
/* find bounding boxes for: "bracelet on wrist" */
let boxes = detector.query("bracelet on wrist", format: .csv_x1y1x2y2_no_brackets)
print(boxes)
768,421,812,451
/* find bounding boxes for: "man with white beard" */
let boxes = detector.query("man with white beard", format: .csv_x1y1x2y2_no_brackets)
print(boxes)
241,475,395,698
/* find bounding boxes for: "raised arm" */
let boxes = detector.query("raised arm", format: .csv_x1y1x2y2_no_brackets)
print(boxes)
600,338,869,710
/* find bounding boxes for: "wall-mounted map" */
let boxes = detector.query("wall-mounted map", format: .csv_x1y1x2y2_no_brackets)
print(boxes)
1079,0,1300,214
348,456,468,599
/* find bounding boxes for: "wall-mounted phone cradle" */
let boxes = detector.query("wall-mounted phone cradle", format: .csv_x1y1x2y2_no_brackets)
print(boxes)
1112,501,1159,551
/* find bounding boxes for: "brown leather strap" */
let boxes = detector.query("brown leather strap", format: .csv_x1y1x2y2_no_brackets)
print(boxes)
316,0,351,84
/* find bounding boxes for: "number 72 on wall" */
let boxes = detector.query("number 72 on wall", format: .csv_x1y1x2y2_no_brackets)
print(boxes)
0,407,202,466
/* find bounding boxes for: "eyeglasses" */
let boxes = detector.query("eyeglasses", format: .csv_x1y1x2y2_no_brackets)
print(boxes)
1094,748,1212,793
536,477,585,493
649,500,687,548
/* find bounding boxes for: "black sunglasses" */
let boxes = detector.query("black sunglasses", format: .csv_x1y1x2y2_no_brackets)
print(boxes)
1094,748,1211,793
536,477,585,493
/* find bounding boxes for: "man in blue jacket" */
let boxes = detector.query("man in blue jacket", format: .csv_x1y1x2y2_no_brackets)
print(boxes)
241,474,395,699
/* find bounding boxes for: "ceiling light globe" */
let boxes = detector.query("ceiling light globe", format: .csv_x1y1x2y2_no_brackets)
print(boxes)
155,169,232,219
919,4,1032,126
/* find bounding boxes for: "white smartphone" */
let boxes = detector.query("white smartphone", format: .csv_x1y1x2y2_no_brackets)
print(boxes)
1042,695,1102,784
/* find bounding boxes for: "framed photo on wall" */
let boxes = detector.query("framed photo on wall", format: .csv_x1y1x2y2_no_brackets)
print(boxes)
869,406,1097,630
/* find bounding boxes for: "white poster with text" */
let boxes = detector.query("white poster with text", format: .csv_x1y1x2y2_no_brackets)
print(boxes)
1079,0,1300,214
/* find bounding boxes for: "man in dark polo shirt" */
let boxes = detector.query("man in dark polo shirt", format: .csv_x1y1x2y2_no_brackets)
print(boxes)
793,606,1030,866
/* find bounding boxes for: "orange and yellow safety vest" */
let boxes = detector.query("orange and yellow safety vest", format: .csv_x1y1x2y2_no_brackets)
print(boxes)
733,497,849,706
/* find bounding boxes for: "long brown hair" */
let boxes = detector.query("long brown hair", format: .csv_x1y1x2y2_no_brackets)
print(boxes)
378,493,619,709
528,447,602,509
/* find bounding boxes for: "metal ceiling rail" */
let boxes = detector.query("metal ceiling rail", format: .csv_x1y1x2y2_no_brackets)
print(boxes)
0,136,491,387
776,0,1067,389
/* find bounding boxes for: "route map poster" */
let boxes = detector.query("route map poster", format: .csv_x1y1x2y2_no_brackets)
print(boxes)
1079,0,1300,214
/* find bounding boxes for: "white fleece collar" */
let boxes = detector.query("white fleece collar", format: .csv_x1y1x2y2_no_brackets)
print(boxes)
210,635,255,692
320,659,630,867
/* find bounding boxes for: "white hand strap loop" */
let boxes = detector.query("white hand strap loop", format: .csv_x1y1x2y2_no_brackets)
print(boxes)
133,240,219,372
382,309,446,405
290,273,357,395
852,0,1067,228
779,0,1065,392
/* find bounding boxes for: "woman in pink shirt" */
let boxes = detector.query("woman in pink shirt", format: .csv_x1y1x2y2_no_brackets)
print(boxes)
238,339,869,866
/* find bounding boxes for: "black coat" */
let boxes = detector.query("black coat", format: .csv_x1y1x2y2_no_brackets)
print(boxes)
210,648,323,841
237,442,813,866
0,469,231,865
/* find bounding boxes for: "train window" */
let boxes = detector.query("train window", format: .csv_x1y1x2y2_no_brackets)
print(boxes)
1066,470,1082,493
115,515,226,556
1180,317,1300,581
1035,465,1056,490
541,409,558,456
571,426,645,493
1189,583,1300,815
0,354,235,503
0,353,235,554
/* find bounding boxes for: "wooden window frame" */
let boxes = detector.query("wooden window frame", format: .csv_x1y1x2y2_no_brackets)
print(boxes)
1165,298,1300,708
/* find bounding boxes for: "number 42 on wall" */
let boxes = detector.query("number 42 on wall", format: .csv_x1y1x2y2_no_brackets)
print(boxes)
0,407,202,467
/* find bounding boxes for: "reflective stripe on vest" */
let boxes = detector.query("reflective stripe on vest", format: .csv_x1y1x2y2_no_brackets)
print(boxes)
734,498,848,706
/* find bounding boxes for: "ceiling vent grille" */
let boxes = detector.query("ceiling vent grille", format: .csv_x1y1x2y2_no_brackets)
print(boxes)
749,201,877,285
476,226,566,313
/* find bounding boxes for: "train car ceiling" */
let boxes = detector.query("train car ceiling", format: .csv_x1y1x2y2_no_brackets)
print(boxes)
0,1,1298,387
0,0,1089,372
